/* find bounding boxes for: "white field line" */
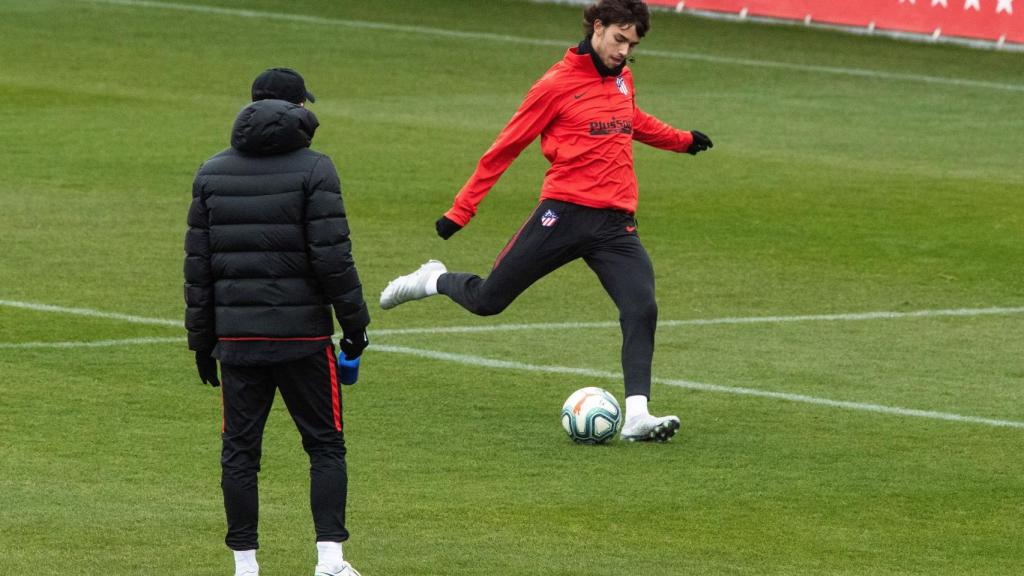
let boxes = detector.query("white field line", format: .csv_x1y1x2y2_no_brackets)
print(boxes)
0,336,183,350
373,306,1024,336
3,298,1022,428
375,344,1024,430
4,299,1023,335
10,333,1021,430
85,0,1024,94
0,299,180,327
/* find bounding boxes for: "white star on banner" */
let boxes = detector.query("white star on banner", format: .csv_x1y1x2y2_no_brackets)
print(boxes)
932,0,948,6
963,0,980,10
996,0,1013,14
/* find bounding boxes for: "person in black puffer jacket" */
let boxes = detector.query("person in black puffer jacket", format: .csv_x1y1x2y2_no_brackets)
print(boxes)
184,68,368,576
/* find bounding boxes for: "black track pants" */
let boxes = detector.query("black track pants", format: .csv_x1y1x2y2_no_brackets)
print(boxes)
219,346,348,550
438,199,657,398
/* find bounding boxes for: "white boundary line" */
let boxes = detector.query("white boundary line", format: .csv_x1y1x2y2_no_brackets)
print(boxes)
0,336,183,349
375,344,1024,429
83,0,1024,94
374,306,1024,336
0,299,180,327
3,297,1022,429
3,298,1023,335
4,332,1020,429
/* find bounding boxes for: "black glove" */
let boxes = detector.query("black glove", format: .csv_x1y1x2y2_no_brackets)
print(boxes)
436,216,463,240
195,350,220,387
687,130,713,155
339,329,369,360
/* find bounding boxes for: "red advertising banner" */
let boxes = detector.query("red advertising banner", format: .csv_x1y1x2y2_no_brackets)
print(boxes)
649,0,1023,45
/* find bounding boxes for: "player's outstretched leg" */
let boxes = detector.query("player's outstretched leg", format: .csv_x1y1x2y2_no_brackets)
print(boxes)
380,260,447,309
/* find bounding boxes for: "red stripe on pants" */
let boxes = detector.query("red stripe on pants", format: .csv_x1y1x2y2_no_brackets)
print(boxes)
493,204,542,270
327,346,341,431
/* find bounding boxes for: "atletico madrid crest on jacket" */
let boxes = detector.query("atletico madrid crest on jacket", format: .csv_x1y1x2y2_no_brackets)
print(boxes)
541,209,559,227
615,76,629,96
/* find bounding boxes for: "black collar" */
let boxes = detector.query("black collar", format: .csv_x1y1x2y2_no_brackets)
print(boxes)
578,36,625,77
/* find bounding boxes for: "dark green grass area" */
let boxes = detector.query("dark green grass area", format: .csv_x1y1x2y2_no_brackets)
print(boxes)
1,0,1023,574
2,346,1022,575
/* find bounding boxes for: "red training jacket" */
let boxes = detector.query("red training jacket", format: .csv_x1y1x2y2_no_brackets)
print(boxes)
445,46,694,227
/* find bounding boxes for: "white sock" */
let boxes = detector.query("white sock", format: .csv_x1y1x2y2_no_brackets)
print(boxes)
625,395,650,421
233,550,258,574
316,541,344,568
424,270,445,296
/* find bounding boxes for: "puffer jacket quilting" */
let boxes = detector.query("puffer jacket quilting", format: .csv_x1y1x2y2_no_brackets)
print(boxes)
184,99,369,352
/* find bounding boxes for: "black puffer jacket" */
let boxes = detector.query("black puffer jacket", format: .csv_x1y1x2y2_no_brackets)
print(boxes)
184,99,369,356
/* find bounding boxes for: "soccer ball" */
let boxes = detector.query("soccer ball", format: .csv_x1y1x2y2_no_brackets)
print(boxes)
560,387,622,444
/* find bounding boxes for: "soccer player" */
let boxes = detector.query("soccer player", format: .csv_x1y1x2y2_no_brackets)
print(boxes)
380,0,712,442
185,68,368,576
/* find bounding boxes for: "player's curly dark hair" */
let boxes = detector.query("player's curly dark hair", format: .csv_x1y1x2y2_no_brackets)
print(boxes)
583,0,651,38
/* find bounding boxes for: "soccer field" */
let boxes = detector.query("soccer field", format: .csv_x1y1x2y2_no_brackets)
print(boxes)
1,0,1023,574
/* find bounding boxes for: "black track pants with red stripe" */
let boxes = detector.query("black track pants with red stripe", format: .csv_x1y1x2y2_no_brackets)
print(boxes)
438,199,657,398
219,346,348,550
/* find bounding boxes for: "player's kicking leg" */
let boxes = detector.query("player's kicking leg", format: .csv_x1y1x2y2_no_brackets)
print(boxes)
379,259,447,310
380,200,580,314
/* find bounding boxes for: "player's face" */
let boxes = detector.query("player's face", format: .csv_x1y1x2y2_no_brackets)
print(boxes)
590,20,641,70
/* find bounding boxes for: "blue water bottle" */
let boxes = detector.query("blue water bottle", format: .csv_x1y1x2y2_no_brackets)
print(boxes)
337,355,360,385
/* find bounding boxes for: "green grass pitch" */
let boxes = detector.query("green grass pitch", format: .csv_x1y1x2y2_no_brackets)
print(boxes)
1,1,1023,574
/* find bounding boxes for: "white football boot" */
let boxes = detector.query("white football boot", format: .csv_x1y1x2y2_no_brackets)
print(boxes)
380,260,447,310
620,414,680,442
314,561,362,576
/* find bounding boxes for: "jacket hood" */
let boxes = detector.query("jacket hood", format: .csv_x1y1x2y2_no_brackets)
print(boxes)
230,99,319,155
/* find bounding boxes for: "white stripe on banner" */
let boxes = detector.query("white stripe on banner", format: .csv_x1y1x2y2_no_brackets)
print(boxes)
374,344,1024,430
84,0,1024,93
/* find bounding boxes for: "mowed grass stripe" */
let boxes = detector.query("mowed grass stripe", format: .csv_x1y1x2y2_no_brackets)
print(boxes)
85,0,1024,93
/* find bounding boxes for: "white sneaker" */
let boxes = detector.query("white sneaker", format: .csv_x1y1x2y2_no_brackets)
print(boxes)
380,260,446,310
620,414,680,442
314,561,362,576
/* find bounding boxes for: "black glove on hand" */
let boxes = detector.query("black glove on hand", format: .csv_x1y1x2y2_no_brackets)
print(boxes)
340,329,369,360
436,216,463,240
687,130,713,155
195,350,220,387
